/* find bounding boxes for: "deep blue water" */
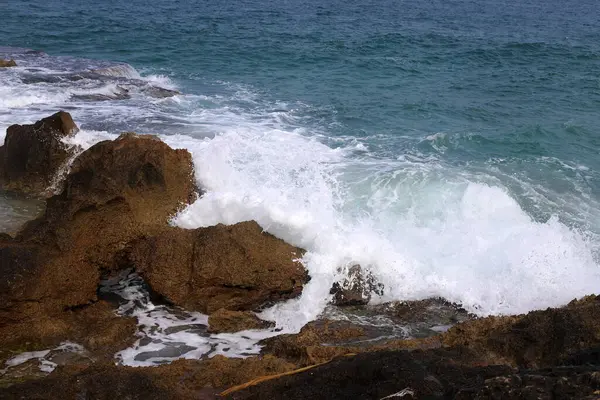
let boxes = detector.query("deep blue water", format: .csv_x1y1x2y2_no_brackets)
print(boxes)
2,0,600,319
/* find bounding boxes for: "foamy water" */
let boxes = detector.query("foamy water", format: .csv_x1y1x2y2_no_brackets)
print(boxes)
1,48,599,366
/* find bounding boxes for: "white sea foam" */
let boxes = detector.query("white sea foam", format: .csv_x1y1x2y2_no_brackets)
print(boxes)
169,119,600,332
2,49,600,366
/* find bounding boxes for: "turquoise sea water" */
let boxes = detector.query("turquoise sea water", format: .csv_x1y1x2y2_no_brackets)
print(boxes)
2,0,600,326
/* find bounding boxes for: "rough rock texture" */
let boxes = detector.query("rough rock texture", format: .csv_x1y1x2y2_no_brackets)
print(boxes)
127,221,307,313
0,355,295,399
0,301,137,366
0,129,197,355
0,111,78,196
0,59,17,67
330,264,384,306
208,309,274,333
442,295,600,368
224,350,600,400
262,319,442,367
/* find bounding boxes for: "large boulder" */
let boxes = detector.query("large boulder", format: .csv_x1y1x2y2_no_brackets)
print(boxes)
20,132,197,266
0,111,78,196
127,221,308,313
2,132,197,323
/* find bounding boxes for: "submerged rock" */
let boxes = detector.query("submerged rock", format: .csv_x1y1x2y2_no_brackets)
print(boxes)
0,111,78,197
208,309,274,334
0,59,17,67
127,221,308,313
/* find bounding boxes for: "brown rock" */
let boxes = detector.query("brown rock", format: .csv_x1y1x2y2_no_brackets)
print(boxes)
0,355,295,398
442,295,600,368
208,309,274,333
0,131,197,351
0,59,17,67
330,264,383,306
5,132,198,318
128,221,308,313
261,320,367,366
0,301,137,365
0,111,78,196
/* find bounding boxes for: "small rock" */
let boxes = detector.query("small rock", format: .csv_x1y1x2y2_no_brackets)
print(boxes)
208,309,274,333
0,59,17,67
0,111,79,197
330,264,383,306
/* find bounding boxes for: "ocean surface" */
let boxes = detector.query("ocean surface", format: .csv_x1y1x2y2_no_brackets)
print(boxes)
2,0,600,364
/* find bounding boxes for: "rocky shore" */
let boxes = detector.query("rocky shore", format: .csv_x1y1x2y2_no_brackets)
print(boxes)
0,112,599,399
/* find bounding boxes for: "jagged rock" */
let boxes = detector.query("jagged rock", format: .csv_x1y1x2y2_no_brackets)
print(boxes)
330,264,383,306
19,132,197,269
0,131,197,332
208,309,273,333
127,221,308,313
442,295,600,368
0,59,17,67
0,111,78,196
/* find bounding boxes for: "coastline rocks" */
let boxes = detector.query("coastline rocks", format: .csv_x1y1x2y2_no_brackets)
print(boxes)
208,309,274,333
0,355,296,398
0,111,78,196
0,129,198,344
0,59,17,67
442,295,600,368
19,132,197,267
223,349,600,400
1,132,197,320
329,264,384,306
127,221,308,313
0,301,137,376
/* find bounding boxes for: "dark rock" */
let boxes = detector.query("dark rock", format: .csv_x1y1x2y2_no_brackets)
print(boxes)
330,264,383,306
223,349,514,400
0,111,78,197
208,309,274,333
127,221,308,313
0,59,17,67
456,366,600,399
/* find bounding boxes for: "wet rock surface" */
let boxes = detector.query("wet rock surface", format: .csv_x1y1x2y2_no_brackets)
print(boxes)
127,221,308,313
208,309,274,333
0,111,78,197
0,356,295,399
329,264,383,306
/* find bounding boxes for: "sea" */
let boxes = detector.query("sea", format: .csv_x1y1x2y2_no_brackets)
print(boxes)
2,0,600,365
